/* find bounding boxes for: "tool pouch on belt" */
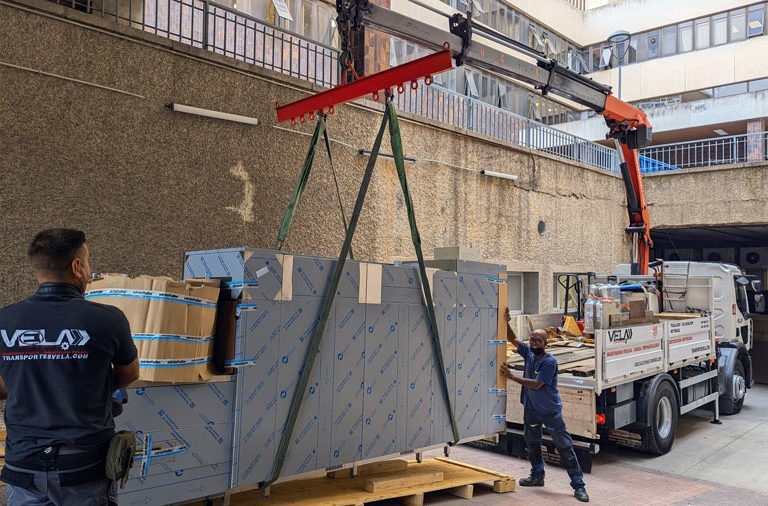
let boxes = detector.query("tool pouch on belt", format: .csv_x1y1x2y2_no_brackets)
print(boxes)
105,430,136,488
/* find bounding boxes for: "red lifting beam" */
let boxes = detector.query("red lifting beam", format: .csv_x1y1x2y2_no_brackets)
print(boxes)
276,48,453,124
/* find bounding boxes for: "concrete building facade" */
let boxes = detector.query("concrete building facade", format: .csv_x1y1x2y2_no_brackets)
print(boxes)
1,0,767,314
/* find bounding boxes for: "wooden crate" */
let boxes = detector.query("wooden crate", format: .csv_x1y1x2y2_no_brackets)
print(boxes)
214,458,514,506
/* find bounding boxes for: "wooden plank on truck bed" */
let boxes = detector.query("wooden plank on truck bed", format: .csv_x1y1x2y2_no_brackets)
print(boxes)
657,312,701,320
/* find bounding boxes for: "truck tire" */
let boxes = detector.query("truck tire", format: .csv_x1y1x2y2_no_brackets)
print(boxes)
721,360,746,415
642,380,678,455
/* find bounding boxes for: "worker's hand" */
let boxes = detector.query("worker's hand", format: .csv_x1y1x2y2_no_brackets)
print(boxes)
504,307,512,324
499,363,515,380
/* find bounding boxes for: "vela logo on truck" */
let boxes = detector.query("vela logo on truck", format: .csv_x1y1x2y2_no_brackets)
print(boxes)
608,328,633,343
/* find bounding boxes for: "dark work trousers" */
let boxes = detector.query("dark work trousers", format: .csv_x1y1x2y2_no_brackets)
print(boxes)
5,462,117,506
523,410,585,489
3,446,116,506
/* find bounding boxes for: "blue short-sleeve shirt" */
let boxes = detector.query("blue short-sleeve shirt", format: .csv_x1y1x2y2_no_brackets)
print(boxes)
517,342,562,416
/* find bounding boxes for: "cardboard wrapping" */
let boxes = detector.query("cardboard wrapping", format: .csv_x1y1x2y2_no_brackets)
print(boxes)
86,274,220,383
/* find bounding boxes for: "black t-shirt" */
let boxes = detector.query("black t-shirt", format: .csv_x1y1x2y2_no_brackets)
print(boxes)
0,283,137,461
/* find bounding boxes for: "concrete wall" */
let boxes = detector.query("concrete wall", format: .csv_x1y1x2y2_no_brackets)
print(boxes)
0,0,632,311
645,163,768,228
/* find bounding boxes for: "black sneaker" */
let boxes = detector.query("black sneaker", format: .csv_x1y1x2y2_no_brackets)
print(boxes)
519,475,545,487
574,487,589,502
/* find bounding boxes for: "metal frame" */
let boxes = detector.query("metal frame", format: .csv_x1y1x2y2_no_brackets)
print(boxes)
275,49,453,123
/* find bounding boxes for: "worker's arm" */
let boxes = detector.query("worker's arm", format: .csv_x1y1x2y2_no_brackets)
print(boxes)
112,357,139,388
499,363,545,390
0,375,7,400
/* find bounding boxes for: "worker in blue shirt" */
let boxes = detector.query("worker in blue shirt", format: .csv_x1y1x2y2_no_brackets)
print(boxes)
500,307,589,503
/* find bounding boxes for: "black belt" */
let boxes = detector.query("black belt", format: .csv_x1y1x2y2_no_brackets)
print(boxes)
2,445,109,488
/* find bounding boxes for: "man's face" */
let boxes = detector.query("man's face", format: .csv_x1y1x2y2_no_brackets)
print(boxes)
72,244,92,293
530,330,547,354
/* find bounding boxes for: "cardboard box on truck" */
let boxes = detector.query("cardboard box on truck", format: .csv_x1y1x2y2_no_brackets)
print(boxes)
85,274,220,382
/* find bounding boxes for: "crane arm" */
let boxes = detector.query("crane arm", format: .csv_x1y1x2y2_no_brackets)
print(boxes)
348,2,654,274
284,1,654,273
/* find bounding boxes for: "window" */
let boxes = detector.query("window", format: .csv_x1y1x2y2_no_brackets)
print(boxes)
749,77,768,92
695,18,710,49
508,274,524,315
729,8,746,42
647,30,660,58
748,5,765,37
662,25,677,56
530,26,545,52
591,46,601,71
636,33,648,61
599,46,612,69
464,69,479,97
714,82,748,98
713,13,728,45
627,36,638,63
678,21,693,52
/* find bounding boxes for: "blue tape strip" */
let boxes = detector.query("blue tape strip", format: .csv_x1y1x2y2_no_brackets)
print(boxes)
139,360,209,368
85,293,216,308
225,358,259,364
224,281,260,287
488,388,507,395
133,449,187,461
486,341,508,346
133,335,213,343
492,415,506,421
236,303,259,309
485,276,508,283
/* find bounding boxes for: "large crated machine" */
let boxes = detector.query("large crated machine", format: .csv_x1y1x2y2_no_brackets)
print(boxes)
116,248,508,504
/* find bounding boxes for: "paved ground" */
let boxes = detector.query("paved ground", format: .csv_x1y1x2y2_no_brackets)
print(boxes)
2,387,767,504
373,384,768,506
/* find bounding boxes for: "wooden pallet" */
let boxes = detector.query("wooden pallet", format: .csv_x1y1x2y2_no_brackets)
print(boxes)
220,458,514,506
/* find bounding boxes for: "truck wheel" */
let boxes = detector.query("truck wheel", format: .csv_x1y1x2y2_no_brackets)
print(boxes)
722,361,746,415
642,381,678,455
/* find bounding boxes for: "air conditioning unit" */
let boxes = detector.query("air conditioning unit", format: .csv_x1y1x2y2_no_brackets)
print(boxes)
703,248,736,263
740,247,768,268
664,249,695,261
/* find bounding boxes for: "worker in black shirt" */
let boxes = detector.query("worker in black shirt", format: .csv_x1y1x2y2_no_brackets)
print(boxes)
0,229,139,505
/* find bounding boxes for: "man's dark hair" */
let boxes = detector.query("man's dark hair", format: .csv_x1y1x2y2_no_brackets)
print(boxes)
27,228,87,273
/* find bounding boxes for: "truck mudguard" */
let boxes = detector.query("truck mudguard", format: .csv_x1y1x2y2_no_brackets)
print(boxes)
719,343,751,393
635,373,678,427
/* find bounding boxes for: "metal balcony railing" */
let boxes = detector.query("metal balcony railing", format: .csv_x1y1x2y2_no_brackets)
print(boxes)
639,132,768,171
51,0,340,87
47,0,624,173
393,83,620,173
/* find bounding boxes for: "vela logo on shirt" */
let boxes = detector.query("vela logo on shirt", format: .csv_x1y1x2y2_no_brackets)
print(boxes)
1,329,91,350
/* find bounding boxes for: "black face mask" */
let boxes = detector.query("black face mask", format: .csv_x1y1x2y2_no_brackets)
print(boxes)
532,347,545,357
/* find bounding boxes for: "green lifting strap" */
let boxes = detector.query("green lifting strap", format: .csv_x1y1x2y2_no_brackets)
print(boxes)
265,98,460,489
266,106,391,489
275,117,353,259
385,100,460,444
